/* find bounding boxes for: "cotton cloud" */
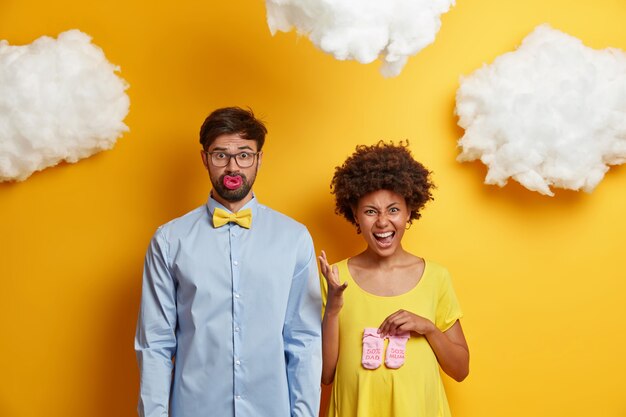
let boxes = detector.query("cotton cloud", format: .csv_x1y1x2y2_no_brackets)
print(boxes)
266,0,455,77
455,24,626,196
0,30,129,182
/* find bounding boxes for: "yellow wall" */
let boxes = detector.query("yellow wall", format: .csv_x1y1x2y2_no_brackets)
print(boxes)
2,1,626,416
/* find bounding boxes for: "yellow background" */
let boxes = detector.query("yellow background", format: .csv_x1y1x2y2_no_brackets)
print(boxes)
2,1,626,416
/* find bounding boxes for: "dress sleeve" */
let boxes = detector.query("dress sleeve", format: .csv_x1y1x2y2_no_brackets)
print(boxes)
434,267,463,332
134,227,178,417
320,266,328,315
283,228,323,417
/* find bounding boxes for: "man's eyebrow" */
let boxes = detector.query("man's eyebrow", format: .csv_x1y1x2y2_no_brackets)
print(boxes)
210,145,254,151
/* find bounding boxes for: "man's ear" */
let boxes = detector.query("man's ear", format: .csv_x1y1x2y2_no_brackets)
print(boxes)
200,150,209,170
257,151,263,168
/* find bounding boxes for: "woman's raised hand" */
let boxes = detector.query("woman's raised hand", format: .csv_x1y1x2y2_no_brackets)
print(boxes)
318,250,347,315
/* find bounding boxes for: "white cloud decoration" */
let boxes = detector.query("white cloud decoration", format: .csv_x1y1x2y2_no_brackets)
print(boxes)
455,24,626,196
266,0,455,77
0,30,130,182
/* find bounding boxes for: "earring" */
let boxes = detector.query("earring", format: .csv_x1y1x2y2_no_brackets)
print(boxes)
405,221,412,230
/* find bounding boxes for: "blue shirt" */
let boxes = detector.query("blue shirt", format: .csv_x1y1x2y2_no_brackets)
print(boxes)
135,196,322,417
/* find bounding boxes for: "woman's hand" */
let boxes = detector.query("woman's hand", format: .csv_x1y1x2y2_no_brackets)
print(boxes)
380,310,470,381
378,309,435,337
319,250,347,384
318,250,347,316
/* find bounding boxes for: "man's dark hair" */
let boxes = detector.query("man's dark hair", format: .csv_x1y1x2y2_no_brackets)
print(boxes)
199,107,267,151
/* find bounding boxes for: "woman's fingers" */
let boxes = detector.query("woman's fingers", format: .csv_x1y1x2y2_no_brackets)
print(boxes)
319,251,343,287
318,251,331,278
380,310,435,336
379,310,409,336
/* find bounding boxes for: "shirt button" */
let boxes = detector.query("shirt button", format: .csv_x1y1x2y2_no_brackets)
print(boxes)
235,360,241,365
233,260,239,266
234,293,240,299
234,327,240,332
235,395,241,400
231,233,236,237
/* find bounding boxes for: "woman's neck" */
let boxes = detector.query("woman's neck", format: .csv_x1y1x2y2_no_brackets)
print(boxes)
355,246,411,270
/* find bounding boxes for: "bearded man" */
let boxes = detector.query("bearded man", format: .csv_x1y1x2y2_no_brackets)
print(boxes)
135,107,322,417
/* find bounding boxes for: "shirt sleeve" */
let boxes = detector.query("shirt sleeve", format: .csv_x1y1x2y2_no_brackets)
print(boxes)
283,229,323,417
134,227,178,417
434,267,464,332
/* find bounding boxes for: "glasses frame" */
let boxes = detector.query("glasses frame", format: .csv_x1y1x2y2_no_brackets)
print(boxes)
203,150,260,168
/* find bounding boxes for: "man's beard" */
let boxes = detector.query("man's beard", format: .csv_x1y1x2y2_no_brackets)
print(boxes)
211,172,254,202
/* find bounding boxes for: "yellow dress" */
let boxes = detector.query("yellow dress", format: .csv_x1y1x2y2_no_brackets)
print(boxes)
321,259,463,417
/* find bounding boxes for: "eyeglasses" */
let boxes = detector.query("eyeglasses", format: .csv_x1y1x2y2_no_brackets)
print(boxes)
204,151,260,168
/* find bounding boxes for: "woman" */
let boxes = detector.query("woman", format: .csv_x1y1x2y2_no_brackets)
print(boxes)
319,141,469,417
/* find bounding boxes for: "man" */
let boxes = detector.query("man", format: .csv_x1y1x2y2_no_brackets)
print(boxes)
135,107,322,417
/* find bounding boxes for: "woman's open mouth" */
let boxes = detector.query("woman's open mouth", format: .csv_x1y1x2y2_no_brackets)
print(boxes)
373,231,394,247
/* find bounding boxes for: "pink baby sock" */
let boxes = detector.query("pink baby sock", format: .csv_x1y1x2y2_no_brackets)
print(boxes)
362,328,384,369
385,332,410,369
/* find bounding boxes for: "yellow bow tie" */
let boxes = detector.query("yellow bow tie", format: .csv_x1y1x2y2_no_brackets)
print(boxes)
213,207,252,229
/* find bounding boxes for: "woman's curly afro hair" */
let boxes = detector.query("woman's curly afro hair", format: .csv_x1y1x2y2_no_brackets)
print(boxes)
331,141,434,232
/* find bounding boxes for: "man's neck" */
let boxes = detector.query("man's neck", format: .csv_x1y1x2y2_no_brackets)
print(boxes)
212,192,254,213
